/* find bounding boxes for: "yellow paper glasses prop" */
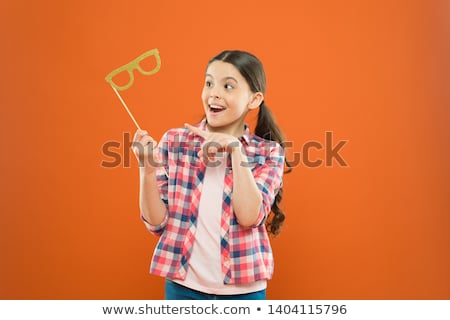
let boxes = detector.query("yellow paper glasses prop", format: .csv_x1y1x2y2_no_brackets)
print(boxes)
105,49,161,130
105,49,168,177
105,49,161,91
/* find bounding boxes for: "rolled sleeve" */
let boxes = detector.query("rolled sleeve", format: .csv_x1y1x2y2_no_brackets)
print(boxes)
156,132,169,208
141,212,169,236
252,143,285,227
140,132,170,236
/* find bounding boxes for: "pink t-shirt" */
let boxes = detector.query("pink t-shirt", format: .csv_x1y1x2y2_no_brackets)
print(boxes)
173,153,266,295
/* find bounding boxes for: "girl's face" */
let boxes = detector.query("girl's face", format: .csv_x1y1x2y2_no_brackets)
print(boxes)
201,60,263,137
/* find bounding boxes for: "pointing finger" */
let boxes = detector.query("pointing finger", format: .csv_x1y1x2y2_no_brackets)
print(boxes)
184,123,208,138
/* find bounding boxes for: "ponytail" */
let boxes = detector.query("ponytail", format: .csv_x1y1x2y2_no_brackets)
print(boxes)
255,102,292,236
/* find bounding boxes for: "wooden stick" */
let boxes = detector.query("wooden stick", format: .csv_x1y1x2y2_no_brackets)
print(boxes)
109,85,168,178
111,85,142,131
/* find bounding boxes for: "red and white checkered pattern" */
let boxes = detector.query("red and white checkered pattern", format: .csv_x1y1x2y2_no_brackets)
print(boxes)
141,120,285,284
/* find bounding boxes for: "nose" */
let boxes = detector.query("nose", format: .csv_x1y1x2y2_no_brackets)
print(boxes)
209,85,221,100
210,92,222,102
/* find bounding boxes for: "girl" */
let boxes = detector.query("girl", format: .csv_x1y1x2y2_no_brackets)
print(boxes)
132,50,291,300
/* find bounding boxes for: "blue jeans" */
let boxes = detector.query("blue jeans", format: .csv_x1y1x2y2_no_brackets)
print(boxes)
165,279,266,300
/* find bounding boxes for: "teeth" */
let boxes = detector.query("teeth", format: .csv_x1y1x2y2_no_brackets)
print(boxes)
210,104,225,110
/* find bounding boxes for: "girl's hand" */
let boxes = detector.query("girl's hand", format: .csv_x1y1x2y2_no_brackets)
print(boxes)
132,130,161,174
184,123,242,161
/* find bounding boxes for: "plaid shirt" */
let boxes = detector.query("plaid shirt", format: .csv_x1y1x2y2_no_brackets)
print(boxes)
142,120,285,284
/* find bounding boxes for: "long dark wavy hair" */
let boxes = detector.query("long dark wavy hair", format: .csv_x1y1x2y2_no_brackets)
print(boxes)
207,50,293,236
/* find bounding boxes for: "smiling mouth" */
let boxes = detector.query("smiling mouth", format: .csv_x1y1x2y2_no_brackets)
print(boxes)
209,104,226,113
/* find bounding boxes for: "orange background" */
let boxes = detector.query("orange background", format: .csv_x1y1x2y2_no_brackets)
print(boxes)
1,0,449,299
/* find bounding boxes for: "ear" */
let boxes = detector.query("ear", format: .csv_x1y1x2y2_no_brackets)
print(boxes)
247,92,264,111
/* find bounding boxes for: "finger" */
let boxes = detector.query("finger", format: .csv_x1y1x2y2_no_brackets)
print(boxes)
141,136,158,150
132,136,156,157
205,142,219,156
197,149,211,164
133,130,148,142
184,123,208,138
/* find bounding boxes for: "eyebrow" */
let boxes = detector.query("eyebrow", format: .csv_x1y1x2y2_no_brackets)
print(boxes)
205,73,238,83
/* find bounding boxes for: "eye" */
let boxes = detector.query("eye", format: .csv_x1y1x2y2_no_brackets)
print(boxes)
205,80,213,88
224,83,234,90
